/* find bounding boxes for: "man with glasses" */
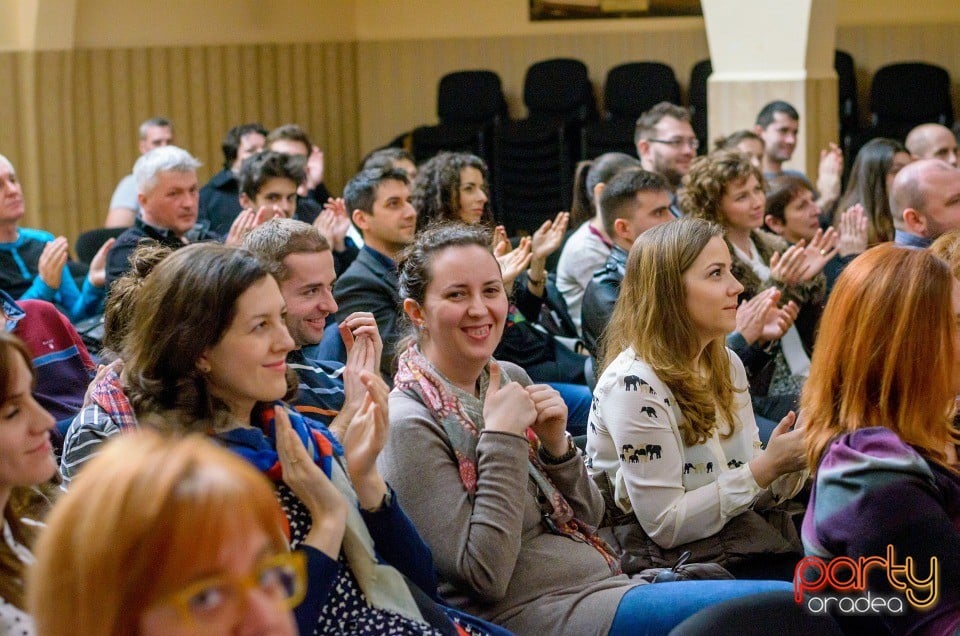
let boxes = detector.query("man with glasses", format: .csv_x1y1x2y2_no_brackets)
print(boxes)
634,102,698,217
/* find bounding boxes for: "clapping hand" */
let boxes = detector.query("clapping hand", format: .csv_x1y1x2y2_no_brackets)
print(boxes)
837,203,869,257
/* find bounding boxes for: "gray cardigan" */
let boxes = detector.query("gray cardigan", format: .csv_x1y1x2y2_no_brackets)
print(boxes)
379,361,638,636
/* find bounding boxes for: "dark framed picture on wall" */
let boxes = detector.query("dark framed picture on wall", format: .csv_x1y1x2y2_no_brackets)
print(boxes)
530,0,702,20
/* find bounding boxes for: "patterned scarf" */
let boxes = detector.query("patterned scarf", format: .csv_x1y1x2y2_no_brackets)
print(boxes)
394,345,621,574
221,402,425,623
252,402,342,481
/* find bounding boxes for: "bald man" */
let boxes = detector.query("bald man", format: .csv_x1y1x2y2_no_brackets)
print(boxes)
891,159,960,248
905,123,958,167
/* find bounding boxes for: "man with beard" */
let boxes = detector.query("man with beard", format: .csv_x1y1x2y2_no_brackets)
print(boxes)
634,102,697,217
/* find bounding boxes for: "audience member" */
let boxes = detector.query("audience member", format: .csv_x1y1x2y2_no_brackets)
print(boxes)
905,122,959,167
0,154,111,323
104,117,174,228
587,218,807,580
580,168,673,358
411,152,590,434
334,167,416,381
835,137,910,245
714,130,765,169
413,151,496,231
381,222,793,635
243,217,383,439
680,150,833,400
1,291,94,428
104,145,219,286
59,243,172,485
31,431,303,636
754,101,843,217
556,152,641,332
891,158,960,248
800,245,960,635
634,102,697,216
266,126,358,271
198,122,268,236
765,175,868,291
119,242,498,635
362,147,418,182
265,124,329,222
0,331,57,636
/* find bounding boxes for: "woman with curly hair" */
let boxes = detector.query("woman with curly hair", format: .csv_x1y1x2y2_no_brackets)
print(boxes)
679,150,835,399
412,152,494,231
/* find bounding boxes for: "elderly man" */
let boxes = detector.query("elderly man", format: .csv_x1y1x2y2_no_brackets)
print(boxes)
0,154,110,322
905,123,959,168
104,117,175,228
104,145,219,286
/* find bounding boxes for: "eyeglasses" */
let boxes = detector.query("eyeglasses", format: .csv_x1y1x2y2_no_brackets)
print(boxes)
158,551,306,626
647,137,700,150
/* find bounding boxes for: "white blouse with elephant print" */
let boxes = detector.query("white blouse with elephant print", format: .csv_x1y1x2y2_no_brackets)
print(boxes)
586,346,804,550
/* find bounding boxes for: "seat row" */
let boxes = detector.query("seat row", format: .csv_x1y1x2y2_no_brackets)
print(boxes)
392,56,954,235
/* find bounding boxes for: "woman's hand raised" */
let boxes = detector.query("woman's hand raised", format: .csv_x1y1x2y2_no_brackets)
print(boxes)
525,384,569,457
342,370,390,510
275,407,347,558
748,411,807,488
482,361,537,437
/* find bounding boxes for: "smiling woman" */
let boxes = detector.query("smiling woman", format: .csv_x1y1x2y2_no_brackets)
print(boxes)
380,222,797,635
0,332,57,636
28,431,300,636
680,150,832,399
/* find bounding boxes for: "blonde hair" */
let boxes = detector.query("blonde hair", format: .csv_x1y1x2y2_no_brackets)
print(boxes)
801,244,959,470
27,431,289,636
602,218,741,445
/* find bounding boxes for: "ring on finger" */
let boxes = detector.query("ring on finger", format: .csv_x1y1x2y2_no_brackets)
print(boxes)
819,249,828,256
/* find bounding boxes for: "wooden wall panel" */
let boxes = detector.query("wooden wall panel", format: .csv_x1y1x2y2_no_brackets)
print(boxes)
3,20,960,245
0,41,359,244
355,28,711,153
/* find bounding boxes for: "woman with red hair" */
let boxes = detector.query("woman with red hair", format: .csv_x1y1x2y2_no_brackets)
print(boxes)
800,244,960,635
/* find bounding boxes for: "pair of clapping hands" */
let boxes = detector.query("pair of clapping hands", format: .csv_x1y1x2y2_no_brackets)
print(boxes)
274,312,390,556
492,211,570,293
39,236,115,289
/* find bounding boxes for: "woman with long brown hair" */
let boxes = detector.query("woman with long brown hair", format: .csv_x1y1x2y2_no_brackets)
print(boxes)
800,245,960,634
588,218,807,580
0,332,57,635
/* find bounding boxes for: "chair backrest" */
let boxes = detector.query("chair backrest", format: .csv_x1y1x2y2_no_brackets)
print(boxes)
75,227,126,265
604,62,681,120
834,50,858,126
688,59,712,152
437,70,509,125
870,62,953,125
523,58,598,123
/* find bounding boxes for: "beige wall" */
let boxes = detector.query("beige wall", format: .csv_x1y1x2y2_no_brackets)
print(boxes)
2,0,960,241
